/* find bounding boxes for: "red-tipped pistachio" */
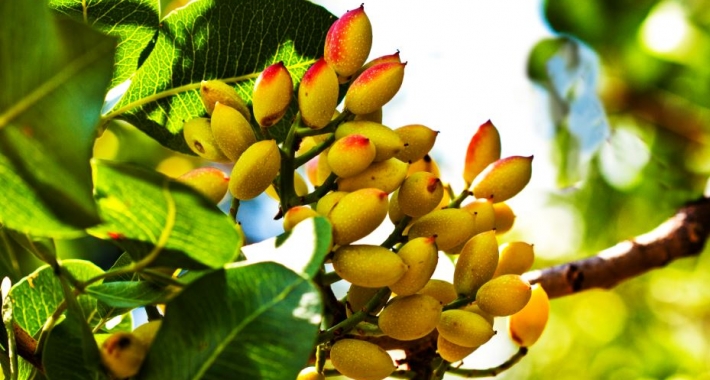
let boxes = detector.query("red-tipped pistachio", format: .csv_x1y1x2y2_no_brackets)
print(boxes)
353,51,402,80
182,117,230,162
328,188,389,245
437,335,478,363
332,244,407,287
461,198,496,234
397,171,444,217
453,231,499,296
388,236,438,296
345,62,406,115
211,102,257,162
509,284,550,347
177,167,229,204
324,5,373,79
437,309,495,348
493,202,516,233
283,206,319,232
315,190,348,216
329,339,395,380
327,134,376,178
252,62,293,127
463,120,501,186
228,140,281,200
476,274,532,317
408,208,476,251
472,156,533,203
418,279,458,305
337,158,408,194
200,80,251,120
335,120,405,162
298,58,339,129
378,294,442,341
353,108,383,123
394,124,439,163
494,242,535,277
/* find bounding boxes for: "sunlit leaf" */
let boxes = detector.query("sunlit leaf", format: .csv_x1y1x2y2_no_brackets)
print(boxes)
50,0,160,88
88,160,241,269
138,262,322,380
105,0,335,152
0,0,116,234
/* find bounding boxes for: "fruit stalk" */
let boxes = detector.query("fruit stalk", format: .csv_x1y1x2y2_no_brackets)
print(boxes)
317,287,390,344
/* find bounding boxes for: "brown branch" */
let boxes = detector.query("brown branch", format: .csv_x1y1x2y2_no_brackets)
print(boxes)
524,197,710,299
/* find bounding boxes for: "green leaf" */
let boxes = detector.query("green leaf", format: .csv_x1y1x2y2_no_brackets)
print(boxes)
7,260,104,379
138,262,322,380
0,0,116,234
50,0,161,89
4,230,57,266
86,281,173,309
242,216,332,279
88,160,241,269
96,253,139,319
8,261,103,337
42,276,107,380
106,0,335,152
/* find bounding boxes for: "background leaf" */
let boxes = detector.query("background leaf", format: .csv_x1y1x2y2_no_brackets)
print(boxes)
242,216,332,279
0,0,116,233
106,0,336,152
527,36,610,187
88,160,241,269
50,0,161,89
0,228,23,283
137,262,322,380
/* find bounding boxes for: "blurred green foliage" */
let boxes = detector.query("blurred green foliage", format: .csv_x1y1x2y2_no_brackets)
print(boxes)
510,1,710,378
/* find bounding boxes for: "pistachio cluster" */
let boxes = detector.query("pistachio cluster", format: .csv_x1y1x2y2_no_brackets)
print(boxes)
176,4,549,379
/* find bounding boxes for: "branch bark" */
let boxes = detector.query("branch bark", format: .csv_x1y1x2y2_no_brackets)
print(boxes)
523,197,710,299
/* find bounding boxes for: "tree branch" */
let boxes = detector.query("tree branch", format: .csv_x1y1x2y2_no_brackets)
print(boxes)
524,197,710,299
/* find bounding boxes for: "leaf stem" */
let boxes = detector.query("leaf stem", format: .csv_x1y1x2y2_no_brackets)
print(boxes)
446,347,527,377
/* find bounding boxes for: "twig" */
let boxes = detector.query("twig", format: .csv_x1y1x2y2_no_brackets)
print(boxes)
524,197,710,299
447,347,527,377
